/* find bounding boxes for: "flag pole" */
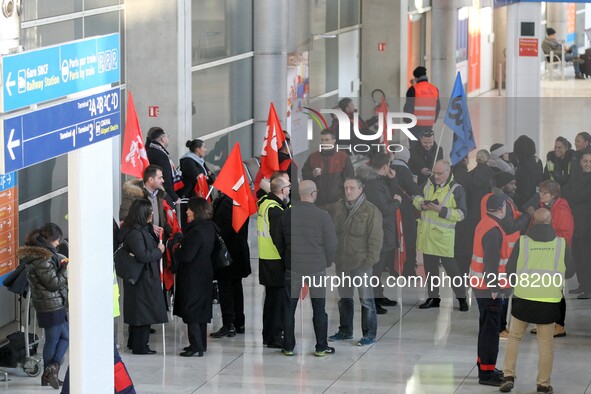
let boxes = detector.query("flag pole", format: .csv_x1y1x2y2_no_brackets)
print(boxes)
432,123,446,173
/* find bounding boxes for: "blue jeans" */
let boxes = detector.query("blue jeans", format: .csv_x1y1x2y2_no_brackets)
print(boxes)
565,45,581,75
44,321,69,368
336,265,377,339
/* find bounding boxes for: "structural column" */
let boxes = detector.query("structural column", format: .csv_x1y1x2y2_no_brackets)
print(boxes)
68,139,115,393
431,0,461,98
546,3,567,42
505,2,542,149
253,0,288,155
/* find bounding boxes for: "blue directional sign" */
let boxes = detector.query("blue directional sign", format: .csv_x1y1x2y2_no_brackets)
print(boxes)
1,34,119,112
0,88,121,174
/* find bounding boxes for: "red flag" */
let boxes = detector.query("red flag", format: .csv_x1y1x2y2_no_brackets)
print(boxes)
375,97,389,144
393,209,407,275
300,282,309,300
260,102,286,178
121,92,150,178
193,174,211,202
214,143,258,232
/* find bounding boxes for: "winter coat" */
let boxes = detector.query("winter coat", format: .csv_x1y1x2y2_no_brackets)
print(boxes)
179,152,216,199
543,150,574,186
272,202,337,275
119,179,172,237
539,197,574,247
569,146,591,177
173,219,216,324
563,171,591,239
408,143,444,186
390,160,421,247
146,140,180,202
301,150,354,207
213,194,251,279
452,161,472,257
332,197,383,272
514,157,543,210
258,193,289,287
19,246,68,314
118,223,168,326
356,165,401,251
487,155,515,174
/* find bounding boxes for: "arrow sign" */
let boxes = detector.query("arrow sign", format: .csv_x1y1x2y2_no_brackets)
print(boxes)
7,233,11,242
7,129,20,161
5,72,15,96
6,205,10,214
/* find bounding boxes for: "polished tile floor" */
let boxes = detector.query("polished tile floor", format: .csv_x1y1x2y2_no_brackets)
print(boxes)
2,78,591,393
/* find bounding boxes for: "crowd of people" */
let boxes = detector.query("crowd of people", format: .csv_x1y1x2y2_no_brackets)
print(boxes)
15,105,591,393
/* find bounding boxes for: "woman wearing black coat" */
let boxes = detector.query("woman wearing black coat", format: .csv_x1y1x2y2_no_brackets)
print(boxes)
513,135,543,210
173,197,216,357
119,200,167,355
543,136,575,186
18,223,68,389
210,193,252,338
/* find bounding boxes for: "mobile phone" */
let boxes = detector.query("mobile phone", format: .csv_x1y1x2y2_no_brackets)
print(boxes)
424,199,439,205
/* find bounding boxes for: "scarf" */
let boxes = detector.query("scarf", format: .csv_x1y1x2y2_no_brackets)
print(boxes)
180,151,208,175
149,142,182,183
344,193,366,229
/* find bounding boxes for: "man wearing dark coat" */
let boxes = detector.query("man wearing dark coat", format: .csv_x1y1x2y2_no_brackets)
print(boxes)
145,127,181,204
409,130,444,186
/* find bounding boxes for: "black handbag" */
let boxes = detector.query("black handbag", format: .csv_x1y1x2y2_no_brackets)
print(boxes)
114,244,144,285
211,224,232,270
2,263,28,296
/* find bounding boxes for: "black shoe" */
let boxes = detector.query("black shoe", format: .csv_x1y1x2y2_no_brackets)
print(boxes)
210,324,237,338
376,304,388,314
180,350,203,357
569,287,583,294
132,349,157,355
419,298,440,309
479,373,504,387
236,326,245,334
499,376,515,392
378,297,398,307
149,328,156,334
458,298,469,312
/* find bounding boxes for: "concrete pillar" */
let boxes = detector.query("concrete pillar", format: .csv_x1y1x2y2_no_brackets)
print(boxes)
253,0,288,156
431,0,459,98
546,3,567,41
125,0,190,161
360,0,408,115
68,139,115,393
505,2,541,150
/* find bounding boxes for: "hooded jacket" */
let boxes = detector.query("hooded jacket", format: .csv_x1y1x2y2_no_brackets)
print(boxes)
19,246,68,314
119,179,172,237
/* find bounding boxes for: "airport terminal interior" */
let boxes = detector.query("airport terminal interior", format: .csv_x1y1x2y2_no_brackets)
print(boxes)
0,0,591,393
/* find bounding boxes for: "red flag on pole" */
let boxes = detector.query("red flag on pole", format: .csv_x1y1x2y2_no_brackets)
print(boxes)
121,92,150,178
259,102,286,179
213,143,258,232
376,97,390,144
393,209,406,275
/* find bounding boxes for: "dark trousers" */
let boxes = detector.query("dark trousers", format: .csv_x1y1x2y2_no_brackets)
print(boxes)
373,249,394,299
187,323,208,352
283,271,329,352
476,297,502,379
218,277,245,328
262,286,288,346
572,238,591,292
423,254,466,298
499,298,509,332
129,325,150,353
402,247,417,277
557,297,566,327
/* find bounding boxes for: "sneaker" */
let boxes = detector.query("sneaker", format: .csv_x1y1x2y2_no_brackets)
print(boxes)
499,376,514,392
281,349,294,356
499,330,509,339
357,337,375,346
329,332,353,341
536,384,554,394
531,327,538,334
314,346,335,357
553,324,566,338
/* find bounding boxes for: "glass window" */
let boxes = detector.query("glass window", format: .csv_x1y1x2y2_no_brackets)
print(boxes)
19,193,69,243
18,158,67,203
195,125,254,174
309,38,338,97
192,0,253,65
340,0,359,28
313,0,338,34
84,0,121,10
84,11,120,37
22,20,83,50
192,58,253,136
22,0,82,22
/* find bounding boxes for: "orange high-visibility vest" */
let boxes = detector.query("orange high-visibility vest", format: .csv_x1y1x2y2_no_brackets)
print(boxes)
470,214,512,290
480,193,520,249
414,81,439,127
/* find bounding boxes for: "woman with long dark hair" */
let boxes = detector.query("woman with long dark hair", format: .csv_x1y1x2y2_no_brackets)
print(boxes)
118,199,167,355
543,137,574,186
19,223,68,389
173,197,216,357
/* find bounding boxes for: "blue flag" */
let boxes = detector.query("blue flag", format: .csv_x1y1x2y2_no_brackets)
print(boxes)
444,72,476,165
